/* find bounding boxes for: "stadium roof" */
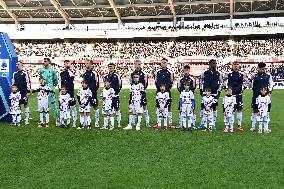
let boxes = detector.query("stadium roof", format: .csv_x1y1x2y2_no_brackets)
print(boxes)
1,0,284,25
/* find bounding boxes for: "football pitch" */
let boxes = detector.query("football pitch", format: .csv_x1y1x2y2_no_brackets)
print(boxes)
0,89,283,188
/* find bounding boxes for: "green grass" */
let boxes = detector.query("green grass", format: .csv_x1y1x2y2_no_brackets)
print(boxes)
0,89,283,188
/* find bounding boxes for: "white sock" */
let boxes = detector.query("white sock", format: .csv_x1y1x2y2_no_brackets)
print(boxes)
188,117,192,128
128,114,134,126
183,116,186,128
137,115,142,127
168,112,172,125
213,110,217,123
237,112,242,126
163,117,167,127
83,116,88,126
12,114,16,123
60,117,65,125
40,113,44,123
66,118,70,125
17,114,21,124
87,115,91,126
158,116,162,127
25,107,29,121
95,109,99,125
103,116,108,127
71,105,77,124
80,116,84,125
179,113,183,127
202,117,208,128
45,113,49,124
110,116,114,128
116,111,121,125
156,110,159,124
192,114,196,127
200,110,203,119
263,121,269,130
251,113,257,128
144,110,149,125
259,121,263,131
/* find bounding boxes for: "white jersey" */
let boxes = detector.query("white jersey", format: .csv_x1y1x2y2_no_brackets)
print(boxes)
101,87,115,113
156,91,170,109
180,90,194,117
202,95,215,111
130,83,144,105
156,91,170,117
223,95,237,117
180,90,194,105
34,85,52,102
9,91,21,115
256,95,271,118
59,93,71,112
33,85,52,112
129,83,144,114
77,88,92,113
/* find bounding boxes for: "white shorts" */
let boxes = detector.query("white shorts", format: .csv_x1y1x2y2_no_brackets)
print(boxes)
181,104,193,117
102,108,113,115
79,105,91,113
157,108,168,118
129,103,143,114
60,110,70,120
38,105,49,113
202,110,214,124
10,107,20,115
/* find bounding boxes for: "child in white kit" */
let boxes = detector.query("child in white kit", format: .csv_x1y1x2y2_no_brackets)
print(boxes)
58,86,72,128
124,74,145,131
32,79,53,128
100,79,115,130
201,88,216,131
156,83,171,130
9,84,21,126
256,87,272,133
179,81,194,131
223,86,237,133
77,80,92,130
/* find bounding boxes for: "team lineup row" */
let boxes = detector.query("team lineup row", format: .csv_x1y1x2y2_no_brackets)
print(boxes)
10,58,273,133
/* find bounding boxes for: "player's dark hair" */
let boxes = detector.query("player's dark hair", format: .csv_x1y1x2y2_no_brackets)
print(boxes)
135,60,141,64
160,83,166,87
205,88,211,92
61,85,68,91
161,58,168,62
184,65,190,70
108,62,115,66
209,59,217,64
258,62,266,68
44,58,51,62
11,83,17,87
64,60,70,63
104,78,111,83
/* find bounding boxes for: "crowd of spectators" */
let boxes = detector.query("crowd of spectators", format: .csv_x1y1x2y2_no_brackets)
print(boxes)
235,38,284,57
14,39,284,83
14,38,284,60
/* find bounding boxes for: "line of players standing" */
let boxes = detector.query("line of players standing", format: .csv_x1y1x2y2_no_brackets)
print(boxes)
10,58,273,133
